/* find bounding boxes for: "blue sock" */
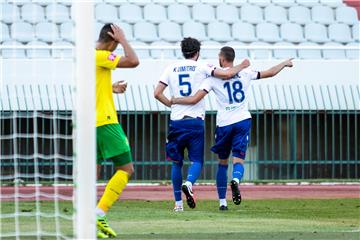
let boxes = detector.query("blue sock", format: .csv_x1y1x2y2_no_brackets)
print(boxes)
171,161,183,201
216,164,228,199
186,161,203,185
233,163,244,182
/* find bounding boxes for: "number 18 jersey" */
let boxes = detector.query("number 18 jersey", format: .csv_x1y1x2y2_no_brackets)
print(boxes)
200,67,260,127
159,59,215,121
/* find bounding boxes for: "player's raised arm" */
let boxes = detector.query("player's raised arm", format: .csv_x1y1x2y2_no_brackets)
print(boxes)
154,82,171,107
258,58,293,79
172,90,208,105
107,24,139,68
213,59,250,79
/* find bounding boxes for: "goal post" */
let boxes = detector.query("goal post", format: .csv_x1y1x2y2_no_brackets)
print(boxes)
73,2,96,239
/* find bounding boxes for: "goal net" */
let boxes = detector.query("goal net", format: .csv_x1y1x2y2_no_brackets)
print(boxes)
0,1,95,239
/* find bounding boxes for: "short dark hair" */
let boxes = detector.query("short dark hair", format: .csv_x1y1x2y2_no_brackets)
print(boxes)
181,37,201,59
220,46,235,62
98,23,114,43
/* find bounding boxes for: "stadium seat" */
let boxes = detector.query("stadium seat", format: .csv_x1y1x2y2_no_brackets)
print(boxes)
319,0,344,8
280,23,305,43
31,0,61,6
353,23,359,42
134,22,158,42
150,41,175,59
128,0,152,6
296,0,319,7
60,21,74,42
224,41,249,59
216,4,239,24
144,4,167,24
297,42,322,59
95,22,103,40
177,0,200,6
95,3,118,23
11,21,34,42
1,23,11,42
335,7,358,25
52,41,73,59
183,21,208,41
289,6,312,25
249,42,272,59
273,42,297,59
167,4,191,24
200,40,221,59
158,22,182,42
224,0,248,7
256,23,281,43
345,42,359,60
174,41,183,59
201,0,224,6
46,3,70,23
322,42,346,59
35,22,59,42
1,3,21,24
119,4,142,24
21,3,45,24
241,4,264,24
26,40,51,58
271,0,296,7
264,5,287,25
248,0,272,7
328,23,352,43
304,23,328,43
1,40,26,58
208,22,232,42
192,3,215,24
128,41,150,59
311,6,334,25
232,22,257,42
152,0,177,5
104,0,128,5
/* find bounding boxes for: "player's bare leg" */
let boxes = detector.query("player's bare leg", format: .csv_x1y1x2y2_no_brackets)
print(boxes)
217,159,229,210
230,157,244,205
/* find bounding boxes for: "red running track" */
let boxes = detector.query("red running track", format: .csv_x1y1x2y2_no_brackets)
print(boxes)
1,184,359,201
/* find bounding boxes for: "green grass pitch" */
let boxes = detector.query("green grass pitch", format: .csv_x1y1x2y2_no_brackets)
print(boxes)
1,199,359,240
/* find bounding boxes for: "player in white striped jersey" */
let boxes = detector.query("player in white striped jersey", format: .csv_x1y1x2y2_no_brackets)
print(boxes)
172,46,293,210
154,38,249,211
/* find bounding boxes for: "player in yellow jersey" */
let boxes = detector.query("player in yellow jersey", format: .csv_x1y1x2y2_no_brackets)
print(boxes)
95,23,139,238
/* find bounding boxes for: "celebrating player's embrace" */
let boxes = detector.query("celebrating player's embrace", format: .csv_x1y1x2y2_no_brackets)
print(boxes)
155,38,293,211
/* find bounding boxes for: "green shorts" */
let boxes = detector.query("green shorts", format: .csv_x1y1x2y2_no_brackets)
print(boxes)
97,123,132,166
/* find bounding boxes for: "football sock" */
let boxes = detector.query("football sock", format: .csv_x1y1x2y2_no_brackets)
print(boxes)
186,161,203,185
219,198,227,207
216,164,228,200
233,163,244,183
97,170,129,213
172,161,183,201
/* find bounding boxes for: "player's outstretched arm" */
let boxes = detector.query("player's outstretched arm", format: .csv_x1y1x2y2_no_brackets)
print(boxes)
154,82,171,107
171,90,208,105
107,24,139,68
259,58,293,79
213,59,250,79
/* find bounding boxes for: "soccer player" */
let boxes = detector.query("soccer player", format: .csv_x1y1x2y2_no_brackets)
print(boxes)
154,38,249,211
95,23,139,238
172,47,293,210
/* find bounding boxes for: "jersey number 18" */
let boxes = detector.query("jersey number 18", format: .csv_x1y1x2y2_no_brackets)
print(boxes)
223,81,245,104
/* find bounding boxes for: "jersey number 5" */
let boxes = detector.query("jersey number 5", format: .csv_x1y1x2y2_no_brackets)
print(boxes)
224,81,245,104
179,74,192,96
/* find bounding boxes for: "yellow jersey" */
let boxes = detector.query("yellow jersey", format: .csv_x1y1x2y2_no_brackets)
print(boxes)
95,50,121,127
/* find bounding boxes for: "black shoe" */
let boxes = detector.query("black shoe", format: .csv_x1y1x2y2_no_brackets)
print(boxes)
219,205,228,211
230,180,242,205
181,184,196,209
